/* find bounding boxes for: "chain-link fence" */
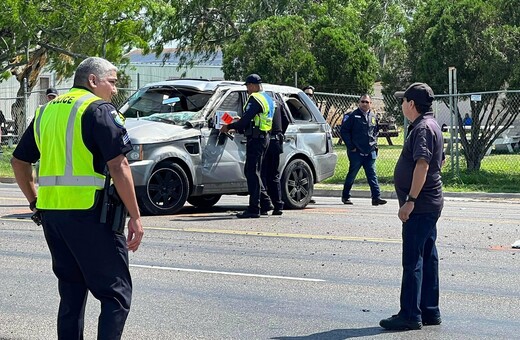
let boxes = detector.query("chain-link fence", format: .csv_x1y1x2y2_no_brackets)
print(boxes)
0,87,137,146
314,90,520,188
2,83,520,190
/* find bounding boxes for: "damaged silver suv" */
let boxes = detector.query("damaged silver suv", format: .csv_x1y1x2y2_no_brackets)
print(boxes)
119,79,337,215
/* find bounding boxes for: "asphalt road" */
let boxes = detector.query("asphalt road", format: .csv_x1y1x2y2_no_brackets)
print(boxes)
1,183,519,339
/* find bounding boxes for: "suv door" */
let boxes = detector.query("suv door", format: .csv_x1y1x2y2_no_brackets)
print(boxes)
285,93,328,156
199,90,248,194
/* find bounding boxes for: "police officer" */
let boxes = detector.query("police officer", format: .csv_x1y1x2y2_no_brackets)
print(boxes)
46,87,59,101
340,94,387,206
11,57,144,340
220,74,274,218
260,95,286,216
303,85,316,103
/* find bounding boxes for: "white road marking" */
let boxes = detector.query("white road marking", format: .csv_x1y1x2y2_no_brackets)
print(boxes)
130,264,325,282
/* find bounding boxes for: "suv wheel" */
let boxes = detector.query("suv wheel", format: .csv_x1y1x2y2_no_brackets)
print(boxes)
138,161,189,215
187,195,222,209
281,159,314,209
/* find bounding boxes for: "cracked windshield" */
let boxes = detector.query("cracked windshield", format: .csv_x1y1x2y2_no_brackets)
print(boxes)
121,86,212,125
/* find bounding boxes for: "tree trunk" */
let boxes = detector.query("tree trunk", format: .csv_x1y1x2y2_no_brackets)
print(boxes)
9,48,48,135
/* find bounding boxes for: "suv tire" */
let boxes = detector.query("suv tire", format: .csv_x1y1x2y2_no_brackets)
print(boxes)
138,161,189,215
281,159,314,209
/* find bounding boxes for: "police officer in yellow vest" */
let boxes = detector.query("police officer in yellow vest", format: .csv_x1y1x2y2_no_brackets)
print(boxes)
11,57,144,340
220,74,274,218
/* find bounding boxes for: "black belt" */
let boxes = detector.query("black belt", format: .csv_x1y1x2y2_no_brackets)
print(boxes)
249,134,268,139
247,131,269,139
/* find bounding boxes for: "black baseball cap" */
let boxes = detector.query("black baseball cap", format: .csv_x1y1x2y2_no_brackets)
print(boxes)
394,82,434,107
244,74,262,85
46,88,58,97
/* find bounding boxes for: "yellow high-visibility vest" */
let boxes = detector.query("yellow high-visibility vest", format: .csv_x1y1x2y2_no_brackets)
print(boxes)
34,88,105,209
246,92,274,132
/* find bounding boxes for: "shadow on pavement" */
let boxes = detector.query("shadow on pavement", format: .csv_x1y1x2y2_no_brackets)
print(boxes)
271,327,384,339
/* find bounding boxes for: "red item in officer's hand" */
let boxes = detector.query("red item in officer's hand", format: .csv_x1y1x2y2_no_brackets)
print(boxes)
221,112,233,124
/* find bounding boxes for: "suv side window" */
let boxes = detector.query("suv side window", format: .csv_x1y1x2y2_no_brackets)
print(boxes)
216,91,242,116
286,96,314,122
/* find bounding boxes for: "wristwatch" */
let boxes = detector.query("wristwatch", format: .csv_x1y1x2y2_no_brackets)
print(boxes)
405,195,417,203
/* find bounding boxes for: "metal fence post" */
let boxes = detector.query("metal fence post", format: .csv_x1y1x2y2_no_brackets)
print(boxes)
23,77,28,134
453,69,460,175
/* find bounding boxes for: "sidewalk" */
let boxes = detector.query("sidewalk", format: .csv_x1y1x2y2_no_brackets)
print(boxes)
314,184,520,201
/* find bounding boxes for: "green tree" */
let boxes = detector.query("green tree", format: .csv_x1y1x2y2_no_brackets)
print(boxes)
380,38,409,125
403,0,520,171
153,0,303,66
0,0,156,132
222,16,317,85
360,0,419,72
155,0,384,92
311,25,378,94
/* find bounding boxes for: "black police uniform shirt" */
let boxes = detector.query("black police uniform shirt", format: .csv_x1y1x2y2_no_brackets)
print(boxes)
340,107,378,155
271,97,284,136
228,96,263,135
393,112,444,213
13,88,132,175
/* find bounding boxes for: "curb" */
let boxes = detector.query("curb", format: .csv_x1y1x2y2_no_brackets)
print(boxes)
2,177,519,200
314,189,520,200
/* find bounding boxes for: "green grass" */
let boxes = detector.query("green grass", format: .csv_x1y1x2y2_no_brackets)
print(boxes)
0,146,14,177
326,136,520,193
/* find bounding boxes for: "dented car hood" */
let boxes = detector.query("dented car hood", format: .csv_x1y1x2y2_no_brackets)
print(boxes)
125,119,201,144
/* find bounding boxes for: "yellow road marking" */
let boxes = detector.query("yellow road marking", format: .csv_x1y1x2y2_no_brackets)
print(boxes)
145,226,402,243
0,218,400,243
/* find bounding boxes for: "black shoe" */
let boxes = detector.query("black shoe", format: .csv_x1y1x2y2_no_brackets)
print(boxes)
379,315,422,331
309,199,316,204
422,316,442,326
342,198,353,205
260,203,274,215
272,210,283,216
236,211,260,218
372,198,387,206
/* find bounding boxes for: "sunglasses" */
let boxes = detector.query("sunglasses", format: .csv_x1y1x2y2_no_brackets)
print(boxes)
305,92,314,96
360,100,370,104
399,97,408,105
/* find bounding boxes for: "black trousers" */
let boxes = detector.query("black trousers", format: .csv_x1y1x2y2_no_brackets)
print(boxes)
41,203,132,340
245,136,269,214
399,211,441,322
261,138,284,211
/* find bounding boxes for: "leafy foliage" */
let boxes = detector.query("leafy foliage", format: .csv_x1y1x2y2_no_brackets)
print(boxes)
0,0,156,85
403,0,520,170
311,25,377,93
222,16,317,85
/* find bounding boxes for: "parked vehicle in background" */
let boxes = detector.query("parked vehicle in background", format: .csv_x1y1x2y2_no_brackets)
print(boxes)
118,79,337,215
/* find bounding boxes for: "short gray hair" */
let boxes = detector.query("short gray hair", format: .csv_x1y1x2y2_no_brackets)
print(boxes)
73,57,117,87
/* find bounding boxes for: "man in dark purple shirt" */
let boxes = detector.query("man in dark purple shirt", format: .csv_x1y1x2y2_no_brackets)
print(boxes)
380,82,444,331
